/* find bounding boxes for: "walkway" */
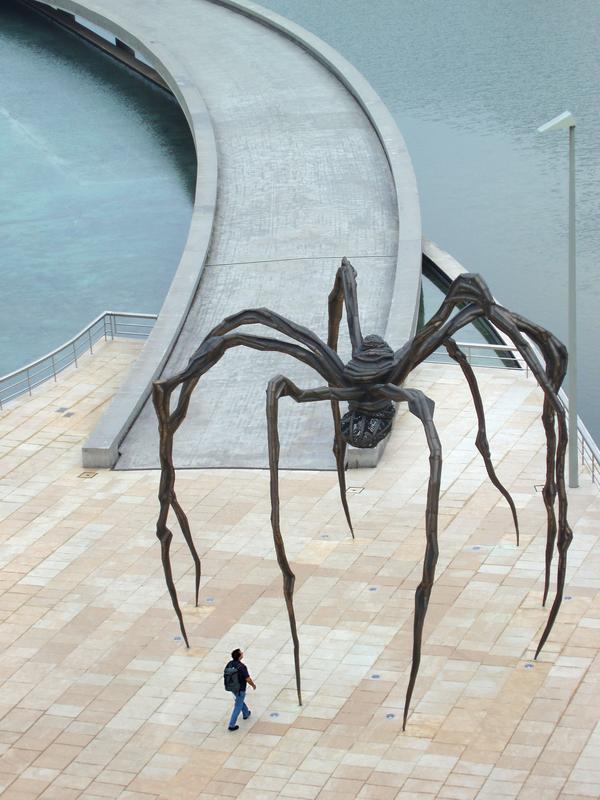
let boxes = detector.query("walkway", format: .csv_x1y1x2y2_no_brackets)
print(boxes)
50,0,421,470
0,341,599,799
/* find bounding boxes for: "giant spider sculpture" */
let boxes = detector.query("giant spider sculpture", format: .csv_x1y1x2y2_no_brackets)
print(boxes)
154,259,572,730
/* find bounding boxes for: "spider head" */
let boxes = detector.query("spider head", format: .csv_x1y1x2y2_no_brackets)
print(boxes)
343,335,394,384
341,400,395,449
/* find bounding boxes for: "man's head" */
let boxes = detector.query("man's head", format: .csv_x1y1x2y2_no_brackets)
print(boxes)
231,648,243,661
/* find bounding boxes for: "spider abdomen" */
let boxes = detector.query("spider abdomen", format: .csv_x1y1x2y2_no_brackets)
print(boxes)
341,400,395,448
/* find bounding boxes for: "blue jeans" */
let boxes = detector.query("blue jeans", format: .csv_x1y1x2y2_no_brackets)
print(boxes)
228,690,249,728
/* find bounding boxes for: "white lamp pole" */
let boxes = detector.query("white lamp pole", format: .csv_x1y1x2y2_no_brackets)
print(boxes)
538,111,578,488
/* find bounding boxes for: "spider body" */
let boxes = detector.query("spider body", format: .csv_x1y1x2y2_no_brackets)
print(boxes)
338,334,397,447
154,258,572,730
342,334,395,383
340,398,395,448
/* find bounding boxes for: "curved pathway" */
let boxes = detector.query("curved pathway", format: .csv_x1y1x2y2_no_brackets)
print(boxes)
54,0,421,469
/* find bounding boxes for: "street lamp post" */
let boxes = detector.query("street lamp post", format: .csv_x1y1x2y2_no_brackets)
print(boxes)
538,111,578,488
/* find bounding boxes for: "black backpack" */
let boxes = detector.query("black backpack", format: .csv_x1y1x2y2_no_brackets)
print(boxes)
224,661,240,693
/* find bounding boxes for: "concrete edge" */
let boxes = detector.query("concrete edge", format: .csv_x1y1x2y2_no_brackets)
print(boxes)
423,237,519,353
423,238,467,281
211,0,423,349
34,1,219,468
23,1,170,89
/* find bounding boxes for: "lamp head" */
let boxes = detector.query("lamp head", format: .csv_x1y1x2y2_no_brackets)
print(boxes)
538,111,576,133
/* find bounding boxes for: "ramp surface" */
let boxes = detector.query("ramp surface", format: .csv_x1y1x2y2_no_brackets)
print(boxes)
45,0,409,469
114,0,400,469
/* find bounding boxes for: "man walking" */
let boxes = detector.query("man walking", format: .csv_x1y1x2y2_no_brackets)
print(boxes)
225,648,256,731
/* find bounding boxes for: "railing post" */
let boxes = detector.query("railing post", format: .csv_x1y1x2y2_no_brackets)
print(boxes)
103,315,108,341
88,329,93,355
73,341,78,368
26,368,32,396
51,355,57,382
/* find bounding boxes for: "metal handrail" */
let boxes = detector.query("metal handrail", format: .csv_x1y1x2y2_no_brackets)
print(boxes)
428,340,600,487
0,311,157,410
428,341,527,371
2,322,597,487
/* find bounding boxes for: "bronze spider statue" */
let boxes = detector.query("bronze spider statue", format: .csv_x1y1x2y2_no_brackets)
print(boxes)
154,258,572,730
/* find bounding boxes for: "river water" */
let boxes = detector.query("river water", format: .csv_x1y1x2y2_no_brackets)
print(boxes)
2,0,598,442
264,0,600,442
0,0,195,375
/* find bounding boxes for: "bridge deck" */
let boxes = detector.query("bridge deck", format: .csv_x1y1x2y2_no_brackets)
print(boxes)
115,0,400,469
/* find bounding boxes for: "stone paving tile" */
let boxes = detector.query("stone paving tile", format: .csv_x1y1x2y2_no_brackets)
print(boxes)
0,342,599,799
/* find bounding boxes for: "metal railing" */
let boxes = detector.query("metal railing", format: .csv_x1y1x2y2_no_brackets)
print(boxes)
428,340,600,488
0,312,157,410
428,341,526,371
2,322,598,487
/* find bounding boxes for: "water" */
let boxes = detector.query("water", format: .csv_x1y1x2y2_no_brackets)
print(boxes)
2,1,598,442
263,0,600,441
0,0,195,375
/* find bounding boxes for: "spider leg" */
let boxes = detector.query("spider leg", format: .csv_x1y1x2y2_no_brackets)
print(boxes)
326,258,365,538
266,376,362,705
422,304,567,611
153,381,198,646
485,308,572,657
445,339,519,545
375,384,442,731
204,309,345,382
154,333,345,647
403,390,442,730
510,315,566,606
267,376,302,706
330,399,354,538
445,309,570,654
540,393,557,607
327,257,364,355
393,275,572,659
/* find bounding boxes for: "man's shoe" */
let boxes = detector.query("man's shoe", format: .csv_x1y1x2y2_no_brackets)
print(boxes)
228,725,239,731
243,710,251,720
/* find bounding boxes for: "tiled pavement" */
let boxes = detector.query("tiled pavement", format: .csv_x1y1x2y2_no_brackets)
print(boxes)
0,340,598,799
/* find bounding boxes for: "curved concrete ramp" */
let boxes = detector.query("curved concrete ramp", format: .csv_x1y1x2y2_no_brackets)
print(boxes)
56,0,420,470
116,0,403,469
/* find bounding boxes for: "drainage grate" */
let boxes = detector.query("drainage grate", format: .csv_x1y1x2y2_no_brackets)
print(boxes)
346,487,363,495
79,471,97,479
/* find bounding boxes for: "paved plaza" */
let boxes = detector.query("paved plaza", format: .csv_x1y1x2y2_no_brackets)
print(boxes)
0,340,599,799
